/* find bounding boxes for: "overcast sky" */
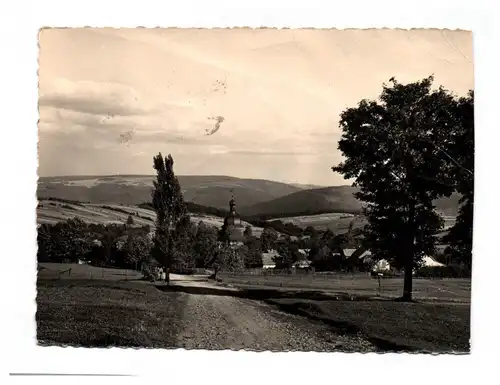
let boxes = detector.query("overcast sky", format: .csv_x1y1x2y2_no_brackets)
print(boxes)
38,28,473,186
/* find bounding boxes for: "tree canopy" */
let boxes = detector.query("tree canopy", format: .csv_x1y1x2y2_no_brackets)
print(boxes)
333,76,473,300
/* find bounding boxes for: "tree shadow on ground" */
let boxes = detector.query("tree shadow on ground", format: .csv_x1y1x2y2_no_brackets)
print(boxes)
155,283,380,302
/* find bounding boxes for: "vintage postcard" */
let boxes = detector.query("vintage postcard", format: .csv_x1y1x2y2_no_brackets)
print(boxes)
36,28,473,353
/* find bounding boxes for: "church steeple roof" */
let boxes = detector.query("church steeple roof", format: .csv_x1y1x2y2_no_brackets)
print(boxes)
229,193,236,213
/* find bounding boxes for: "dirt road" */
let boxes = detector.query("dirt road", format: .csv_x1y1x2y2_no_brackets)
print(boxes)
169,274,375,352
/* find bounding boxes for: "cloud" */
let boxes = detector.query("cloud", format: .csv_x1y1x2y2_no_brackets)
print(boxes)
38,100,208,148
37,29,473,184
228,149,319,156
39,78,152,117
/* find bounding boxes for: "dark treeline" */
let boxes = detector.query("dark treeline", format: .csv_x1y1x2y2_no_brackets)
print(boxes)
37,217,153,270
139,201,306,236
37,215,264,275
38,196,88,206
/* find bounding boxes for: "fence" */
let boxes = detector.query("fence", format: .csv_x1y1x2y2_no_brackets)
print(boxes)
219,269,373,279
37,264,143,281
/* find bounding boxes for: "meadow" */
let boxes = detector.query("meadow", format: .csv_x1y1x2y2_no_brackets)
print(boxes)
275,212,456,232
37,198,264,236
37,263,186,348
219,272,471,303
218,272,470,352
37,263,470,352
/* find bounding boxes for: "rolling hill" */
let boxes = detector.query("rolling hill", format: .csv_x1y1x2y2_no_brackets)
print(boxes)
239,186,462,218
37,175,303,209
37,175,462,220
239,186,363,217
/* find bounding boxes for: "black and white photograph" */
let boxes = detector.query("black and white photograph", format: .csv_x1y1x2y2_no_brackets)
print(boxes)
36,28,473,353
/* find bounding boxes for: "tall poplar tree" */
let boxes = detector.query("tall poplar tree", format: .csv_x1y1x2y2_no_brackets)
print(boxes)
151,153,187,284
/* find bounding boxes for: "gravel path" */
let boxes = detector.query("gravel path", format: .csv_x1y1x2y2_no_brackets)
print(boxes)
171,275,376,352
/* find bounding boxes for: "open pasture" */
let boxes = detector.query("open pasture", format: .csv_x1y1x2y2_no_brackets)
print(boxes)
37,199,265,233
219,272,471,303
38,262,144,281
271,213,367,233
37,264,185,348
37,200,155,226
37,263,470,352
271,211,456,234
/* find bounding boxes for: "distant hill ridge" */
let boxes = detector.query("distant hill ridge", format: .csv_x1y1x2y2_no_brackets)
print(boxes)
37,175,461,218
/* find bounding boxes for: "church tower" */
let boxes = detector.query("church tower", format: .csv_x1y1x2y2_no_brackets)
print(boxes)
221,192,244,244
227,194,240,226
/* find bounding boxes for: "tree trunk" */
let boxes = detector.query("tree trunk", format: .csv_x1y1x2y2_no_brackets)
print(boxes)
165,235,172,285
402,257,413,301
402,201,416,302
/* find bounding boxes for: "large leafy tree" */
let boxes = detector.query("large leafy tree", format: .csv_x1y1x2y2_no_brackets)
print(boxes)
193,221,218,268
260,227,278,252
37,218,92,263
217,220,231,245
275,240,300,269
242,236,264,268
151,153,187,284
172,215,196,271
124,232,152,270
205,243,244,279
333,76,463,301
443,91,474,267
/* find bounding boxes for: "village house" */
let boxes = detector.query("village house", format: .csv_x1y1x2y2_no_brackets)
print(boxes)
342,246,446,273
261,249,280,269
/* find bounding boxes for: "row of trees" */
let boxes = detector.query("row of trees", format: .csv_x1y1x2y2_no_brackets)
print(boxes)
37,217,153,269
37,215,265,278
333,76,473,301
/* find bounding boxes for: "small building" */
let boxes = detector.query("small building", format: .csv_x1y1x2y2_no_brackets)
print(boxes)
298,248,310,258
343,246,446,273
261,250,280,269
293,259,312,269
421,255,445,267
372,259,391,272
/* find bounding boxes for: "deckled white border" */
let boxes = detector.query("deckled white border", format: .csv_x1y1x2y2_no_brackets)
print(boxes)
1,0,499,384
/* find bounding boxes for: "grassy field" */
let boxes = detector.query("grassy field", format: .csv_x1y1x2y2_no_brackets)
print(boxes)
272,213,366,232
38,263,144,280
219,273,471,352
37,264,470,352
36,199,263,235
37,264,186,348
266,298,470,352
274,212,456,233
219,273,471,303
